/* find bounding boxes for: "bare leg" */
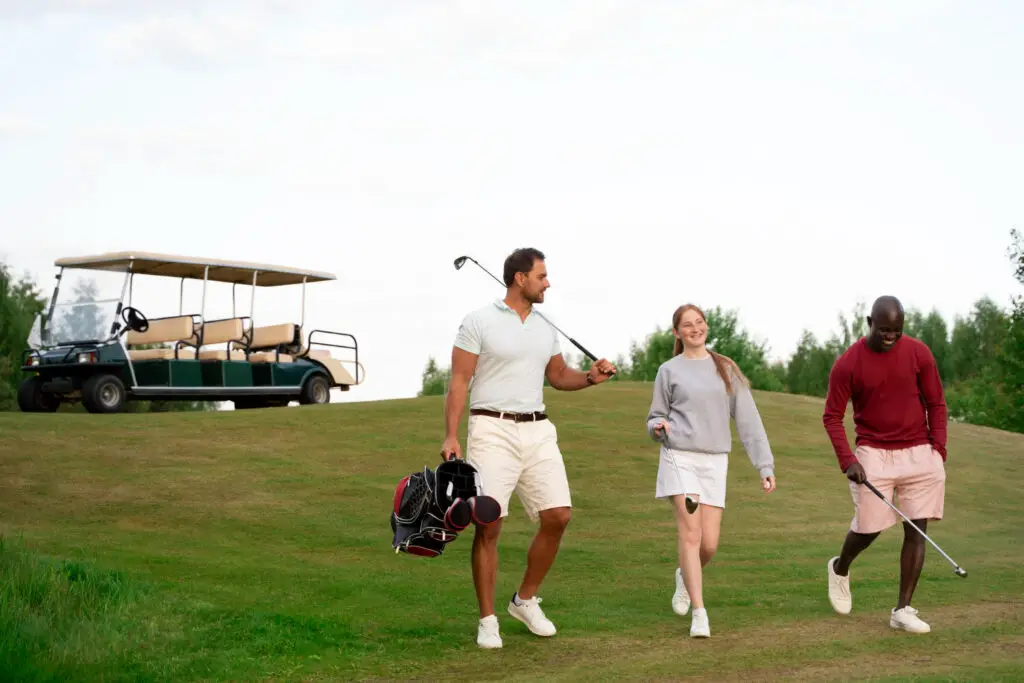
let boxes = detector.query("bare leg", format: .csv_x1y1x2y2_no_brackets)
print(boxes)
674,494,704,610
833,529,880,576
699,504,723,567
472,519,503,618
517,507,571,600
898,519,927,609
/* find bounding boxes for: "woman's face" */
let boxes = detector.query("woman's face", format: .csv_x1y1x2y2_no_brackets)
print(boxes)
675,308,708,349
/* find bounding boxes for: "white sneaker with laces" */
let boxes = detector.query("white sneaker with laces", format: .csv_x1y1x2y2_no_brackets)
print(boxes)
890,606,931,633
477,614,503,649
507,593,557,637
672,568,691,616
690,607,710,638
827,556,852,615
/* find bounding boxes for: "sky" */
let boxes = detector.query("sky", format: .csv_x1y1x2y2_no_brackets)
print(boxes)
1,0,1022,404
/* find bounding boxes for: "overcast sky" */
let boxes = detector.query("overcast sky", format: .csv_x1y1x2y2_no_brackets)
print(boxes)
2,1,1021,404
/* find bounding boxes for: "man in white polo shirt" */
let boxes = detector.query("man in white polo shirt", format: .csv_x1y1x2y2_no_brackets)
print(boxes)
441,247,617,649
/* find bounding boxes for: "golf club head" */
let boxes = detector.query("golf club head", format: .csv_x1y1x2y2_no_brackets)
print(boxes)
685,496,698,514
954,567,968,578
453,256,469,270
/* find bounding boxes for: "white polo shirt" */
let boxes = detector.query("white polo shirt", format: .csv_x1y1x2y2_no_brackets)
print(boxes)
453,299,562,413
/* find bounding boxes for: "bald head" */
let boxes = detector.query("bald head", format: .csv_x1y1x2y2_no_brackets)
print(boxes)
866,295,904,352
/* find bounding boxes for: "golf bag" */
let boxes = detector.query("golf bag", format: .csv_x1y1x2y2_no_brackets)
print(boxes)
390,458,501,557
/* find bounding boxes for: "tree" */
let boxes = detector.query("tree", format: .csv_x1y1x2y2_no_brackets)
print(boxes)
0,262,47,410
418,356,450,397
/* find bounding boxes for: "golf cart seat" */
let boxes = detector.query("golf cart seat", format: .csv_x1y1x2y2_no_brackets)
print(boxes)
188,317,250,361
125,314,200,361
305,349,357,385
232,322,298,363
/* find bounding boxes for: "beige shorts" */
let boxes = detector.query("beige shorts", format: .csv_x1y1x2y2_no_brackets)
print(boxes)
466,414,571,522
849,444,946,534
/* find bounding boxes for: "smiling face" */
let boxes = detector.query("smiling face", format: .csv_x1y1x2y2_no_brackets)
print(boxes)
673,305,708,351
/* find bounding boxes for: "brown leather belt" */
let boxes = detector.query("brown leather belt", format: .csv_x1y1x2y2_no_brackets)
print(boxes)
470,408,548,423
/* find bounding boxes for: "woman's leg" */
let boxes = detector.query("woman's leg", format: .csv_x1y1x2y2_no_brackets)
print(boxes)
699,504,723,567
673,493,704,610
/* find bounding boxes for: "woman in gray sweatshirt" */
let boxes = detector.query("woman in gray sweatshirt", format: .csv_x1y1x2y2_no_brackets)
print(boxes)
645,303,777,638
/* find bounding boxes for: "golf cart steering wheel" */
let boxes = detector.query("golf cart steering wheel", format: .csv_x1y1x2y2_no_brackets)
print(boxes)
121,307,149,333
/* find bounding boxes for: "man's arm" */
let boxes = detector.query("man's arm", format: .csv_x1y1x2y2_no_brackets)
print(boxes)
822,354,858,472
917,344,948,460
544,353,616,391
443,347,478,446
441,313,481,461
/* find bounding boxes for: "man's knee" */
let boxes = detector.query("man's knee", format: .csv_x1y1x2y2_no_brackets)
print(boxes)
539,506,571,533
905,519,928,537
473,518,503,546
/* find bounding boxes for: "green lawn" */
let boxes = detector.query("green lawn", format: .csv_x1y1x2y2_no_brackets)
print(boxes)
1,383,1021,681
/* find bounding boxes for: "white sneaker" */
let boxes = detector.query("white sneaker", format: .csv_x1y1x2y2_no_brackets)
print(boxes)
890,606,931,633
507,593,557,637
827,556,852,615
477,614,502,649
672,568,691,616
690,607,710,637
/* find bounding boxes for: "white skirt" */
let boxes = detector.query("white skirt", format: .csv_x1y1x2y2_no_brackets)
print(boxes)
655,445,729,508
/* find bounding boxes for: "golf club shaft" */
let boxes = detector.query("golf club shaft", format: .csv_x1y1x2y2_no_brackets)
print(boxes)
457,256,604,363
863,480,965,573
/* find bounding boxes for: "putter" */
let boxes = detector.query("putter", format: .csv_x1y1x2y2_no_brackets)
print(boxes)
453,255,612,372
863,480,967,578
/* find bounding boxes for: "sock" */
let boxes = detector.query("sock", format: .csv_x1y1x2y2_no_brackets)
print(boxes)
512,591,531,605
692,607,706,618
480,614,497,624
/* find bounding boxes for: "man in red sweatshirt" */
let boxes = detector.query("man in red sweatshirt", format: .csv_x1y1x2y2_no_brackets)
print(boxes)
822,295,948,634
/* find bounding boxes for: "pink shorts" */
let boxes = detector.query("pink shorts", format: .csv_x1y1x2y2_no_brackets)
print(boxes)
849,444,946,534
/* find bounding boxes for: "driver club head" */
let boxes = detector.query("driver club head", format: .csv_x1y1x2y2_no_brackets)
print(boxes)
453,256,469,270
684,496,698,514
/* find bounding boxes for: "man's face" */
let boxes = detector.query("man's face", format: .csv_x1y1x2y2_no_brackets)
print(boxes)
867,309,904,352
518,259,549,304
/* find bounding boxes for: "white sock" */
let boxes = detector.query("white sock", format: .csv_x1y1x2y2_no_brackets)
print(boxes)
692,607,707,618
480,614,497,624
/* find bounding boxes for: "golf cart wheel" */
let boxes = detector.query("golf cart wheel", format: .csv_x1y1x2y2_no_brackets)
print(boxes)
17,376,60,413
299,373,331,405
82,373,127,414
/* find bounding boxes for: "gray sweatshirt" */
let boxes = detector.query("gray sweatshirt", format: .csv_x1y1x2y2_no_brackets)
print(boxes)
645,355,775,479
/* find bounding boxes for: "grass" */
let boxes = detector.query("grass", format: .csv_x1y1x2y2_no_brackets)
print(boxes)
1,382,1022,681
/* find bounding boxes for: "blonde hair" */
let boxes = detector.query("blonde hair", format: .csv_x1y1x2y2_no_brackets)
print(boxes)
672,303,750,395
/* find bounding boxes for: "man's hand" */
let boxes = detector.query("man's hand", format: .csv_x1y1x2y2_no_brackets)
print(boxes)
844,462,866,484
440,436,462,462
652,419,669,438
587,358,617,385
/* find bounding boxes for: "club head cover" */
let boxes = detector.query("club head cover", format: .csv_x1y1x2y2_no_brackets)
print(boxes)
443,498,472,532
392,473,430,525
468,495,501,526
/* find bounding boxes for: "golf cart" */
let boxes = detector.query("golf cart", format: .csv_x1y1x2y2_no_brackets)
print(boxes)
18,251,364,413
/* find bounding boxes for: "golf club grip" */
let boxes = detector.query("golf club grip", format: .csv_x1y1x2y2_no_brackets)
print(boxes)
569,338,597,361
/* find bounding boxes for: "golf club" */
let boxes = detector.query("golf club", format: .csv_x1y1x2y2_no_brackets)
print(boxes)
863,480,967,578
453,255,612,373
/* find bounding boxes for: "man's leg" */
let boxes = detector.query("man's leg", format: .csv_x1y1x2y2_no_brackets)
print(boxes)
472,519,504,618
517,506,571,600
833,529,880,576
898,518,927,609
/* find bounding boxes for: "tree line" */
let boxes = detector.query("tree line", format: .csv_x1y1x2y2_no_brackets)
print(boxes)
420,230,1023,435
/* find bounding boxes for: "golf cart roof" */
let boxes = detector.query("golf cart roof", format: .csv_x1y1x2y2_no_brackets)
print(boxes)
53,251,336,287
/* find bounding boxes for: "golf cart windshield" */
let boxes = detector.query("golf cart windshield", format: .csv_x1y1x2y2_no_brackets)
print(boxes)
31,269,128,348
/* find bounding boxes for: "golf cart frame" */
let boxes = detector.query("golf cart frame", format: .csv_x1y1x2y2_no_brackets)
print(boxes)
18,251,364,413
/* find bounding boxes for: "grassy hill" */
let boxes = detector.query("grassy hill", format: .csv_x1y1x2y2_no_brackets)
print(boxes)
1,383,1022,681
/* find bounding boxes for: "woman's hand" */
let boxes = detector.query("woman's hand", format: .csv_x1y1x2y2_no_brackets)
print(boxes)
761,475,776,494
652,420,669,438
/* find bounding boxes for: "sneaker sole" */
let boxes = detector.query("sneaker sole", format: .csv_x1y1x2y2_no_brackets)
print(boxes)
507,605,557,637
890,620,930,634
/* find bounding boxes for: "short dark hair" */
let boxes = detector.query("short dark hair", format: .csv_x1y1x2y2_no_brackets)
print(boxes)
503,247,545,287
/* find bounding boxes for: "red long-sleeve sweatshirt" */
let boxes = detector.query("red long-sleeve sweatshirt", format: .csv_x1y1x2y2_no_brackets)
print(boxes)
822,335,948,472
